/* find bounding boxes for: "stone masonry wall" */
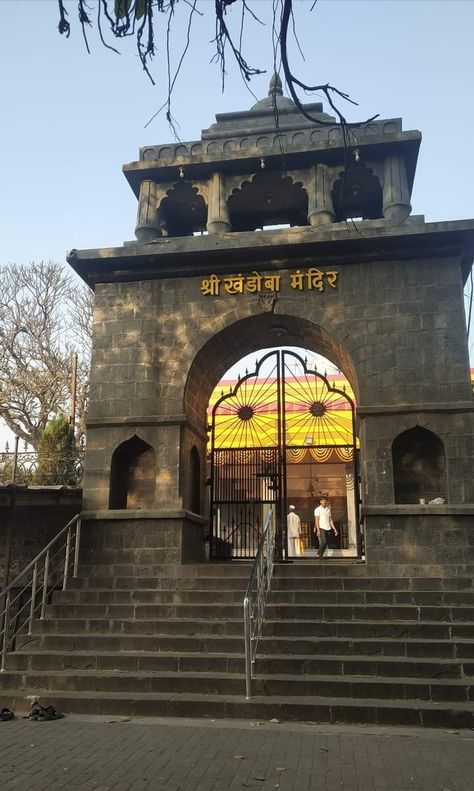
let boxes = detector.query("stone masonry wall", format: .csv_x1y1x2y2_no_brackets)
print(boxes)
0,490,82,586
365,511,474,570
83,250,473,516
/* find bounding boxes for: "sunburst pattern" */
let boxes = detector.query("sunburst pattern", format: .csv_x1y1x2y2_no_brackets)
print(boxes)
212,354,279,449
211,351,356,450
282,355,355,447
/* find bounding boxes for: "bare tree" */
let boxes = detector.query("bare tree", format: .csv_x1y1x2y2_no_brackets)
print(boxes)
56,1,377,133
0,262,93,448
68,280,93,439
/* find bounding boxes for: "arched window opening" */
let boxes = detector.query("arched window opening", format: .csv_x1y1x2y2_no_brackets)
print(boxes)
228,172,308,232
109,436,156,510
332,164,382,222
190,445,201,515
160,182,207,237
392,427,446,504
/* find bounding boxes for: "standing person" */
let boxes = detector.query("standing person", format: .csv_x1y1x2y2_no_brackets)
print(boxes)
287,504,303,557
314,496,338,559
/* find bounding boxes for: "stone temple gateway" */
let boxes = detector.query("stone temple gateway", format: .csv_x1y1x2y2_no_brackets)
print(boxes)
5,78,471,725
69,76,474,570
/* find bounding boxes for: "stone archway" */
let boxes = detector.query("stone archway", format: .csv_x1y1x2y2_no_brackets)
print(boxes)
183,314,360,560
183,312,359,434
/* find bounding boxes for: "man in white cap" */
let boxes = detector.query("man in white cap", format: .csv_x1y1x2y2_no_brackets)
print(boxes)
287,504,303,557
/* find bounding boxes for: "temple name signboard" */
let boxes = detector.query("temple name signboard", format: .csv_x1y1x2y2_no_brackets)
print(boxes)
200,268,338,296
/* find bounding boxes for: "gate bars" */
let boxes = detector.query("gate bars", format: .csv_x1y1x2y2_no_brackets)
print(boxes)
210,349,359,560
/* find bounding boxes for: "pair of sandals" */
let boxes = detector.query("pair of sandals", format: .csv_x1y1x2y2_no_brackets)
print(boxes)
25,702,64,721
0,707,14,721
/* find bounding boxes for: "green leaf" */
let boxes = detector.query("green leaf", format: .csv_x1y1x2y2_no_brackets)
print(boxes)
135,0,147,20
115,0,133,19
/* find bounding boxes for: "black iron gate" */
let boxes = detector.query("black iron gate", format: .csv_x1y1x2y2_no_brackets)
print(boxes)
210,448,280,559
210,350,358,560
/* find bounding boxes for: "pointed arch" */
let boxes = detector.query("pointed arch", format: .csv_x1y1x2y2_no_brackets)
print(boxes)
109,435,156,510
392,426,447,504
331,163,382,221
159,181,208,237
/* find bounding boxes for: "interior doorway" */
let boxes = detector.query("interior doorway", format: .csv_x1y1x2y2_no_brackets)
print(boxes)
208,348,360,560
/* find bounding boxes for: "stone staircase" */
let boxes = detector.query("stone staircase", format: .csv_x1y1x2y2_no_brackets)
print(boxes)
1,556,474,727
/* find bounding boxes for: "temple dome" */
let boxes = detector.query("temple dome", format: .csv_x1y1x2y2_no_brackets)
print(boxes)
249,73,296,112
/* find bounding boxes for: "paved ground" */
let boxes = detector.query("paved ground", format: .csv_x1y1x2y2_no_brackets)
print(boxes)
1,714,474,791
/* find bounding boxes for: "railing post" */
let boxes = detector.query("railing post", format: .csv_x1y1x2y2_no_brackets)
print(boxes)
244,597,252,699
12,436,19,484
1,592,11,671
28,564,38,635
73,518,81,578
243,507,275,702
63,527,72,591
0,512,80,667
40,550,50,619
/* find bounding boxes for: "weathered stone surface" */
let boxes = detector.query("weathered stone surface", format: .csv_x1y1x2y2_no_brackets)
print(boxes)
0,488,81,586
65,85,474,564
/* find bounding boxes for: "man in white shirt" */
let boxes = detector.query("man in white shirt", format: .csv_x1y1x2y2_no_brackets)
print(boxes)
287,504,303,557
313,496,338,559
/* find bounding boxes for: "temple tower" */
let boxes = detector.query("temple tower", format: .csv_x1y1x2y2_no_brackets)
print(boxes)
68,76,474,569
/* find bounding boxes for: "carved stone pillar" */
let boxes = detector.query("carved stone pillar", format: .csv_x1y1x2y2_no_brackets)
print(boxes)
206,172,231,234
383,155,411,224
307,164,335,226
135,180,162,242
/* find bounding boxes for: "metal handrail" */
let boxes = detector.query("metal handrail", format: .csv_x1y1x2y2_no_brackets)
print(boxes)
0,513,81,671
243,507,275,699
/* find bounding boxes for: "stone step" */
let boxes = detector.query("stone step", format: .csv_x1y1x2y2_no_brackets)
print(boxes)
67,574,474,592
254,653,474,678
55,589,249,605
55,586,474,607
0,669,245,696
269,590,474,606
249,673,474,703
6,649,473,679
69,576,249,591
1,668,472,702
275,564,474,579
6,650,244,674
46,603,246,620
31,615,474,640
33,617,244,636
258,636,474,660
16,632,246,654
45,602,474,623
17,632,474,658
8,554,474,729
76,562,253,578
271,576,474,591
263,619,474,640
0,689,473,728
75,560,474,581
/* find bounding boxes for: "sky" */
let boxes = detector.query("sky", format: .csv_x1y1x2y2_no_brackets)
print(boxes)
1,0,473,446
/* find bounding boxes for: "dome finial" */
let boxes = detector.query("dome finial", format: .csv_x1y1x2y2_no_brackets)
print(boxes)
269,72,283,97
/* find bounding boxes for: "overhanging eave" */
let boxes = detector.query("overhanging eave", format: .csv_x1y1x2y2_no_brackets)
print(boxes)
67,217,474,289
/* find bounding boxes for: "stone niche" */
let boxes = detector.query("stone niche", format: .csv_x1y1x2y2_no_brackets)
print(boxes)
392,426,447,504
